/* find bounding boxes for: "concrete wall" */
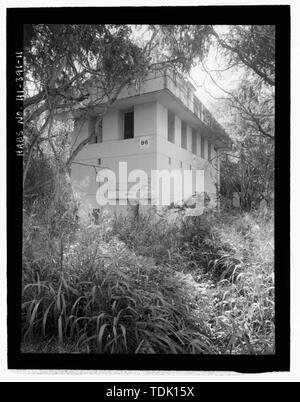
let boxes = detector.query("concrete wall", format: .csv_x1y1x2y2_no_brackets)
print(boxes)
154,105,219,207
186,125,193,153
71,101,158,212
156,102,168,140
174,115,181,147
71,99,220,214
155,133,218,207
102,110,122,141
134,102,157,137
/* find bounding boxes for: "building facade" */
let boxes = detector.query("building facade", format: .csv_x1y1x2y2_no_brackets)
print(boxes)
70,69,231,216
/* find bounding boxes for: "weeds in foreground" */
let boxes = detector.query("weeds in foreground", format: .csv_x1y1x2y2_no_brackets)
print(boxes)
22,206,274,354
111,208,274,354
22,223,214,354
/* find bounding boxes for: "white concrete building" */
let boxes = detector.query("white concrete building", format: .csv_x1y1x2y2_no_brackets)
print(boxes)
69,69,231,215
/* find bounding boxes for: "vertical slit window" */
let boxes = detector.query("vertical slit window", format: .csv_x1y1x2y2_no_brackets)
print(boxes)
192,129,197,155
213,147,218,167
88,116,103,143
208,142,211,161
124,111,134,139
96,120,103,143
201,137,205,159
168,111,175,143
88,116,97,143
181,122,187,149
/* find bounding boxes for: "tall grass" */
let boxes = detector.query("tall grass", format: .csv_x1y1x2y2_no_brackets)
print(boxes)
110,208,275,354
204,209,275,354
22,220,215,354
22,206,274,354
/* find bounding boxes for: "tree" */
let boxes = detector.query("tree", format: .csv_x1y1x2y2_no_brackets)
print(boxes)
197,25,275,209
209,25,275,87
23,24,275,212
24,25,149,188
23,24,214,195
206,73,274,210
220,136,274,210
147,24,213,73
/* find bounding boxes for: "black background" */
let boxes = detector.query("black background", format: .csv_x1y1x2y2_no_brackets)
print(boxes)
6,5,290,372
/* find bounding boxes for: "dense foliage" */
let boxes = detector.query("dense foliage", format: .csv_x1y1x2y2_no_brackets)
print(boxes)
22,24,275,355
22,208,274,354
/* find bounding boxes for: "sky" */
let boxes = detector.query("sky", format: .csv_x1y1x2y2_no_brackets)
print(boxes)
132,24,242,109
189,26,243,108
25,24,240,113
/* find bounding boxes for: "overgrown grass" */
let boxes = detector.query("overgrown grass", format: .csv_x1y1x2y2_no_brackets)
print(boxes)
205,209,274,354
22,206,274,354
22,220,214,354
110,208,275,354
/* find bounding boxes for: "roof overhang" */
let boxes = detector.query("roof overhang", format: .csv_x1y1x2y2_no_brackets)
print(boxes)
57,87,232,150
109,88,232,149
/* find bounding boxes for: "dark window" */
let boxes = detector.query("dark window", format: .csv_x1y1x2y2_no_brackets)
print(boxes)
88,116,103,144
208,142,211,161
96,121,103,143
88,116,96,143
168,111,175,143
124,111,134,139
173,70,177,86
213,147,218,167
199,103,203,121
181,122,187,149
201,137,205,159
192,129,197,155
193,96,198,115
169,157,171,165
186,87,190,100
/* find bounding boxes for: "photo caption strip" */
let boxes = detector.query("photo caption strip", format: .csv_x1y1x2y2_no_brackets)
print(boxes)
103,384,197,399
15,51,24,157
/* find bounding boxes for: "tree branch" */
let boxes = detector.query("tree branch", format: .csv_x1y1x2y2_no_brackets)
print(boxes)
210,27,275,86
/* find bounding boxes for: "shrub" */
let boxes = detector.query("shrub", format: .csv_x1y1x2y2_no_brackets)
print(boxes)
22,222,215,354
110,207,274,354
22,205,274,355
193,209,274,354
